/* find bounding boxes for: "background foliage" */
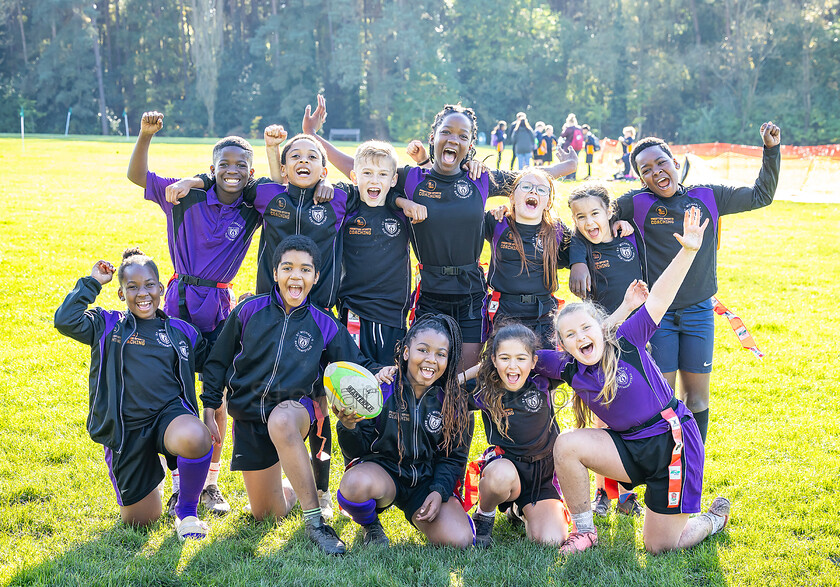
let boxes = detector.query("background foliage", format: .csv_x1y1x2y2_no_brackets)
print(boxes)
2,0,840,144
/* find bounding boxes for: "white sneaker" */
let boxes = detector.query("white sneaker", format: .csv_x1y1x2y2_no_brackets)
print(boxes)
318,490,334,520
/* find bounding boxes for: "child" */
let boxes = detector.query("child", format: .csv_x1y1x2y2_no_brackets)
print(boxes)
568,182,645,516
536,208,731,555
338,141,411,365
484,168,570,347
126,111,266,515
613,126,636,180
334,314,474,549
560,114,584,180
533,121,546,164
467,322,570,547
511,114,536,170
569,121,781,442
491,121,507,170
54,249,212,540
580,125,601,179
200,235,383,555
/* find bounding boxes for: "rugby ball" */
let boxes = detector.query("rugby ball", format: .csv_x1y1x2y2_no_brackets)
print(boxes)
323,361,383,418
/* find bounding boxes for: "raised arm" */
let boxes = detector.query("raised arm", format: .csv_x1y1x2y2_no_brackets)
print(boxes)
264,124,288,184
301,94,355,178
644,207,708,324
127,111,163,187
542,144,579,179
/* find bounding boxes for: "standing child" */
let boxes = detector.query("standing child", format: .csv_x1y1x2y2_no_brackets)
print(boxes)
537,208,731,555
560,114,585,180
491,121,508,170
569,121,781,443
54,249,212,540
335,314,474,549
536,125,558,167
580,125,601,179
466,322,571,547
613,126,636,180
200,235,384,555
511,114,536,170
126,111,267,515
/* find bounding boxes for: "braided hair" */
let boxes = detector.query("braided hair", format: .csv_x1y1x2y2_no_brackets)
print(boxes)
427,104,478,167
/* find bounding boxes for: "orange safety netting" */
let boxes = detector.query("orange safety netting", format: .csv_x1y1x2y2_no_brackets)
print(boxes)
595,139,840,203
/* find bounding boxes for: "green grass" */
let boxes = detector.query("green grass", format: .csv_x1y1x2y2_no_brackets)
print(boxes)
2,136,839,586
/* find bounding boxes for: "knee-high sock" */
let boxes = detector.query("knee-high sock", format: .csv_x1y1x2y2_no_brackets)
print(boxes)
336,490,378,526
693,408,709,444
175,449,212,520
311,416,332,492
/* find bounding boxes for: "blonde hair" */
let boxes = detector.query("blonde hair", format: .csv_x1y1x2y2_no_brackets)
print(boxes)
354,140,399,171
553,301,621,429
622,126,636,138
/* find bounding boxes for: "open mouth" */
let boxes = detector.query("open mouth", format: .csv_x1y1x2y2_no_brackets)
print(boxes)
655,174,671,190
223,177,241,186
366,187,381,199
419,366,437,380
525,196,539,210
295,166,311,177
587,227,600,240
441,147,458,165
135,299,153,311
505,372,521,386
579,341,594,358
288,285,303,299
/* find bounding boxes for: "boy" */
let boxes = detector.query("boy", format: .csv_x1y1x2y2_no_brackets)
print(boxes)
127,112,274,515
337,141,411,364
569,121,781,443
581,124,601,179
201,235,384,555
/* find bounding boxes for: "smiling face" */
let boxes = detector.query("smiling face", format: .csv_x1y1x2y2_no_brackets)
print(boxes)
211,146,254,203
570,195,612,244
491,338,537,392
118,264,163,320
351,156,397,207
403,329,450,396
635,145,680,198
273,249,319,309
432,112,473,175
511,172,552,225
556,309,606,366
282,138,327,189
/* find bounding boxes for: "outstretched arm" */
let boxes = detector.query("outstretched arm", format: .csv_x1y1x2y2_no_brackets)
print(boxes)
542,144,579,179
264,124,288,184
127,111,163,187
301,94,355,178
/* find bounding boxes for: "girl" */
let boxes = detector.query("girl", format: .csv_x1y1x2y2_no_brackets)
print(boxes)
535,208,730,555
484,168,570,347
511,113,536,170
568,182,645,517
467,322,570,547
54,248,212,541
491,120,507,170
335,314,474,549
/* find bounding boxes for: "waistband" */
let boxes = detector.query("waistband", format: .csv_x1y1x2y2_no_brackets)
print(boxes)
622,395,680,435
419,262,479,277
170,273,232,289
498,292,555,305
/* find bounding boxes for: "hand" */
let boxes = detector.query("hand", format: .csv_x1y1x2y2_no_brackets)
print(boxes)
569,263,591,298
414,491,442,523
331,404,365,429
302,94,327,135
165,178,198,205
90,260,115,285
401,201,428,224
674,207,709,251
313,179,334,203
203,408,222,446
490,205,508,222
139,111,163,136
613,220,634,237
555,144,578,166
760,121,781,148
406,140,428,164
237,292,254,304
264,124,287,148
464,159,487,180
622,279,649,310
375,366,398,384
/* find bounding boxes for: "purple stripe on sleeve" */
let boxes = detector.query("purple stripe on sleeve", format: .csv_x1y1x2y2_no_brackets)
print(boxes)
473,172,490,205
632,192,658,243
331,186,349,235
491,217,509,252
170,318,200,348
237,295,272,330
103,446,123,507
690,186,719,227
404,167,425,201
381,380,395,405
310,306,340,347
534,349,574,380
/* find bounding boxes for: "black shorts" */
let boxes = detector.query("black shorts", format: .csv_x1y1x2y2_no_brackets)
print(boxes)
340,307,406,365
104,399,193,507
605,415,704,515
492,309,556,350
482,450,561,512
416,290,488,344
231,399,316,471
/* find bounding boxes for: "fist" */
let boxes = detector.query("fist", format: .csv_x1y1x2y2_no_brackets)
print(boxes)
140,111,163,135
264,124,288,147
760,121,781,148
91,260,115,285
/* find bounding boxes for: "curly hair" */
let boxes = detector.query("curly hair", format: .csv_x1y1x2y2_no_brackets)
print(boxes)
117,247,159,285
630,136,671,175
427,104,478,167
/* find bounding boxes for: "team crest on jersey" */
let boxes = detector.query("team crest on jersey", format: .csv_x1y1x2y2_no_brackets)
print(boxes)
618,241,635,261
425,410,443,433
177,341,190,360
276,198,287,209
592,251,602,262
426,180,436,191
655,205,668,216
155,330,171,346
355,216,367,228
521,389,543,413
226,222,243,241
309,205,327,225
616,366,633,388
294,330,313,352
382,218,401,237
454,179,473,199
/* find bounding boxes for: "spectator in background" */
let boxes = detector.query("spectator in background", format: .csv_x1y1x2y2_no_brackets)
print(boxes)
511,113,536,170
560,114,585,180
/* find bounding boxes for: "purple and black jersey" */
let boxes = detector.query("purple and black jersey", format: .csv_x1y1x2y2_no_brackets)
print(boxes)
339,195,411,329
145,171,262,333
569,233,643,313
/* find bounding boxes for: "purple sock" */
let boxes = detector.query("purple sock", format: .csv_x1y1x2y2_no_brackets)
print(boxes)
336,490,378,526
175,449,211,520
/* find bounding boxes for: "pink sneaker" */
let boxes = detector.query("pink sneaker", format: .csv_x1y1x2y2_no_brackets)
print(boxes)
559,530,598,555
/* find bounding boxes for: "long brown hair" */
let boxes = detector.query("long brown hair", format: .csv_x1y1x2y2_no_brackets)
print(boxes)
505,168,570,293
553,301,621,429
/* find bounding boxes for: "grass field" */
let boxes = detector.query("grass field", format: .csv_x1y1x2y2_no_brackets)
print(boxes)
2,135,839,586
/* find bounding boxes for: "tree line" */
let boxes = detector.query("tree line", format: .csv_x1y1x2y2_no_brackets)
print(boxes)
2,0,838,145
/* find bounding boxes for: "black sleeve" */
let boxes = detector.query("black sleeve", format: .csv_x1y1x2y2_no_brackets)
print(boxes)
386,166,412,210
568,234,589,266
483,211,498,243
54,277,105,347
336,418,377,462
612,191,635,221
200,309,242,410
324,322,384,373
429,412,474,501
556,222,571,270
713,145,780,215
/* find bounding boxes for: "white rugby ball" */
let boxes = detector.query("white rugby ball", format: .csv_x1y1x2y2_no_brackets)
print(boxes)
323,361,383,418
